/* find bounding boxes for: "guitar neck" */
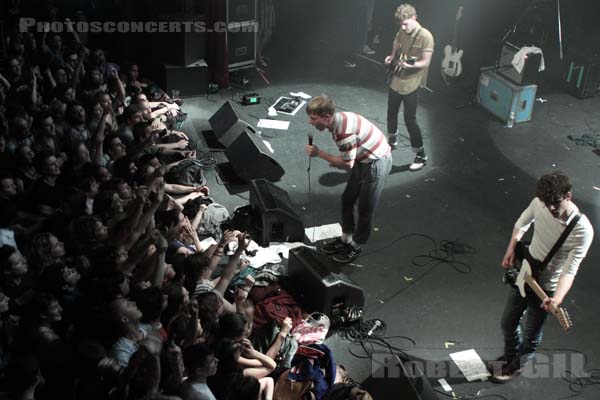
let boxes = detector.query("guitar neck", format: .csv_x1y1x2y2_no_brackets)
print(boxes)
524,273,572,332
524,275,549,302
525,275,559,314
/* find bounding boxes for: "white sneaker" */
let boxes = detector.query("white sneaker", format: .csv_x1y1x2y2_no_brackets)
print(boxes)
388,134,398,149
409,154,428,171
361,45,375,55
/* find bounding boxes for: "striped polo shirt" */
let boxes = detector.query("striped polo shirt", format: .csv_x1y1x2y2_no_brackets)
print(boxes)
330,112,391,163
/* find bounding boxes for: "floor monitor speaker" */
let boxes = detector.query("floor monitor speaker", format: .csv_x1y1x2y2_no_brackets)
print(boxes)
248,179,304,245
287,247,364,317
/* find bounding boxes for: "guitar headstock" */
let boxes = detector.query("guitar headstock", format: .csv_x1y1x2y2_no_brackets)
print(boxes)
456,6,464,21
553,307,573,333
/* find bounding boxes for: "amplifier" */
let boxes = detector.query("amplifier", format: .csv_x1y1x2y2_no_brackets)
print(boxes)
565,56,600,99
497,41,541,86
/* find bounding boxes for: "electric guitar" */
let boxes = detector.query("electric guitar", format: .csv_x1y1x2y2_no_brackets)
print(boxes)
385,53,417,84
503,242,573,333
441,6,464,80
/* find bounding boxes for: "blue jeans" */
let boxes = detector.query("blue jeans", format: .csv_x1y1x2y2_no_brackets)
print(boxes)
341,154,392,245
501,287,552,368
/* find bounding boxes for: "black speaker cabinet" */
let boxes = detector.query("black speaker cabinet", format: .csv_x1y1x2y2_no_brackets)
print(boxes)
497,41,541,86
362,354,439,400
288,247,365,317
209,100,254,147
248,179,304,246
226,0,257,23
157,13,207,67
162,61,208,97
565,56,600,99
224,129,284,182
227,21,257,70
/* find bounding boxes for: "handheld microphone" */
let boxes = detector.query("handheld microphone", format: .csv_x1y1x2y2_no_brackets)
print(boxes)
367,320,382,337
308,133,313,146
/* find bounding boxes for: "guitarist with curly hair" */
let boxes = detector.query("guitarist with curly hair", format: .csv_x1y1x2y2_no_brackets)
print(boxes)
492,172,594,383
385,3,434,172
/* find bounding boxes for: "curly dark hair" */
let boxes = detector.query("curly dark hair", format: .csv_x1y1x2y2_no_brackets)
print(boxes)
535,172,572,207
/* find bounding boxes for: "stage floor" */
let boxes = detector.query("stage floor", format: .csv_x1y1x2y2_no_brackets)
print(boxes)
178,45,600,399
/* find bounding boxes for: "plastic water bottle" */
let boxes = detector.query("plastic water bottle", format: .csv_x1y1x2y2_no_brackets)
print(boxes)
507,111,515,128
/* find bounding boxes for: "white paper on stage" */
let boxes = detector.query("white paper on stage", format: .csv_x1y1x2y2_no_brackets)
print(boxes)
290,91,312,100
304,223,343,243
258,119,290,130
449,349,491,381
272,96,306,116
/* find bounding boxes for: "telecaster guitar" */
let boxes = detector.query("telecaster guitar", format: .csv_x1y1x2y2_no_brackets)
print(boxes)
441,6,464,80
504,242,573,333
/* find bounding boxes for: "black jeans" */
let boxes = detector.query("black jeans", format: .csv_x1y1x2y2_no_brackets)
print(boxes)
387,87,423,153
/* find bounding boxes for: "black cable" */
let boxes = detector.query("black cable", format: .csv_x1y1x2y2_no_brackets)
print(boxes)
359,234,475,311
434,390,510,400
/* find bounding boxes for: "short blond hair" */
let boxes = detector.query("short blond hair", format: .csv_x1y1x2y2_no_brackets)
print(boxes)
306,95,335,116
395,4,417,22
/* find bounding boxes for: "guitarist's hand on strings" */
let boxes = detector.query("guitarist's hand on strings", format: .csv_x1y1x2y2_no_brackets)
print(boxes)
384,55,394,65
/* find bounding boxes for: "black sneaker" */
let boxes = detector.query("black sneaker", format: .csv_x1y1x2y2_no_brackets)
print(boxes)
409,154,427,171
332,244,362,263
319,238,347,255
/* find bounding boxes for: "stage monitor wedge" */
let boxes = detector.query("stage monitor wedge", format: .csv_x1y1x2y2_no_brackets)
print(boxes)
224,131,284,182
287,247,364,317
248,179,304,245
209,100,255,147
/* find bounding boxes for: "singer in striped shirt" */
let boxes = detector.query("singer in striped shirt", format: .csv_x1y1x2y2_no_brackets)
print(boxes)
306,95,392,263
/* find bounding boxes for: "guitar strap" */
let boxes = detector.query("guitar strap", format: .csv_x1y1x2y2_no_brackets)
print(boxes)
403,28,423,60
539,212,582,270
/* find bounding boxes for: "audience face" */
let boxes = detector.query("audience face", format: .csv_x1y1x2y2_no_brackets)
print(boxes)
91,102,103,121
116,181,132,200
48,234,66,259
49,34,62,51
113,298,142,324
75,142,91,163
42,155,61,177
39,116,56,137
90,68,104,85
7,251,28,277
66,53,79,70
128,64,139,81
97,166,112,183
70,104,86,124
93,219,109,241
99,93,112,112
44,299,63,322
114,245,128,265
62,266,80,287
108,136,126,160
93,49,106,66
7,58,21,79
54,68,68,86
0,177,17,197
128,111,143,126
17,145,35,166
202,354,219,377
13,117,30,140
63,87,76,103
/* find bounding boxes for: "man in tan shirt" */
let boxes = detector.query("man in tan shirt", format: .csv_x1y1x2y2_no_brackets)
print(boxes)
385,4,434,171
